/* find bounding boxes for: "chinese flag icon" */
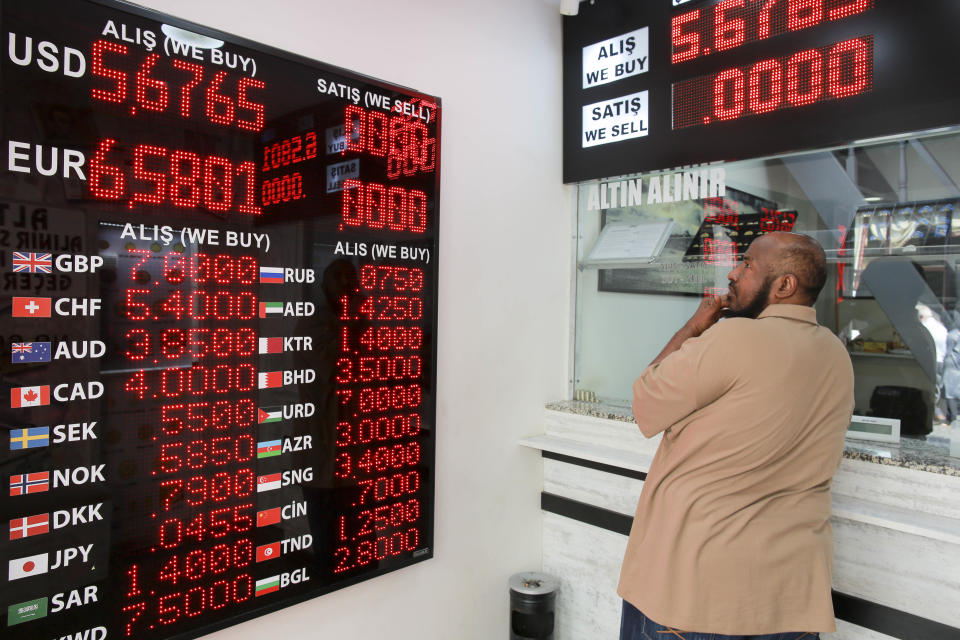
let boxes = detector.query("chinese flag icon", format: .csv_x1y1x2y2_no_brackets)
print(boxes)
12,297,51,318
257,507,281,527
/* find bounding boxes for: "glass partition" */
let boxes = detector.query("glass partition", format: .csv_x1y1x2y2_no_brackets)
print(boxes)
574,128,960,454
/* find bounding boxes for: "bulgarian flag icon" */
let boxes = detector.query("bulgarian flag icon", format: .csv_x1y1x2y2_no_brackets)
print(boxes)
255,575,280,597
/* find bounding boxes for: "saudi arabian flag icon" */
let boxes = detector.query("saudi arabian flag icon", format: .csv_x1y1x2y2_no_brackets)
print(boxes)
255,575,280,597
7,597,48,626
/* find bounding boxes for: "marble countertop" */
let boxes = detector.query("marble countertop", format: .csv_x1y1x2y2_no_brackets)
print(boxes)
545,400,960,477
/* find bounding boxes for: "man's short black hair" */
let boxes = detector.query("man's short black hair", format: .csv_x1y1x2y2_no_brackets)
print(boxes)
773,234,827,304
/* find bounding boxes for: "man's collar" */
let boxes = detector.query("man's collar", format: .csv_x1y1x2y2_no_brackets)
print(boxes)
757,304,818,325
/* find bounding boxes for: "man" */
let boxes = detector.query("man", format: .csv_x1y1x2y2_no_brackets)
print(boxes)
618,232,854,640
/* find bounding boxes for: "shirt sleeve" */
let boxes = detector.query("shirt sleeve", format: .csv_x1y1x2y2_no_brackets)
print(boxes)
632,320,739,438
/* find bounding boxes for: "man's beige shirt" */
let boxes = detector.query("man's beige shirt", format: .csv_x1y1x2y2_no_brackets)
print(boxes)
618,305,854,635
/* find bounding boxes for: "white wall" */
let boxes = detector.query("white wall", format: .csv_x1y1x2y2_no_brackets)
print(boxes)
131,0,571,637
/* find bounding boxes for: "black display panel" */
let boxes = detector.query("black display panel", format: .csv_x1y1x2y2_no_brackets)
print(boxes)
563,0,960,182
0,1,440,638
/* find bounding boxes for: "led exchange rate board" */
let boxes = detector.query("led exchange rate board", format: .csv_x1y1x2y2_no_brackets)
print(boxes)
563,0,960,182
0,1,441,638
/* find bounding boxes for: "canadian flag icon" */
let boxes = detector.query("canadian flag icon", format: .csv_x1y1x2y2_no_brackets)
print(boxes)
11,385,50,408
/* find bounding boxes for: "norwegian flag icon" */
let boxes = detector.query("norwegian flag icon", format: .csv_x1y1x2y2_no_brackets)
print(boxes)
12,253,52,274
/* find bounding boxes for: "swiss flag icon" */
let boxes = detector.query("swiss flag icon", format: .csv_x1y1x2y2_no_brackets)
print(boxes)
11,386,50,408
12,297,51,318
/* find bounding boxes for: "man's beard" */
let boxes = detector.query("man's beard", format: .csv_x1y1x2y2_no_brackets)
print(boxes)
726,275,774,319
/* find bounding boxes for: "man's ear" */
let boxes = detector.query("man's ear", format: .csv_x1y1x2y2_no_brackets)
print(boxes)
773,273,799,300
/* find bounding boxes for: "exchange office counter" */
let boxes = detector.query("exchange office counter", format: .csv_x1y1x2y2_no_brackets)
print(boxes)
520,401,960,640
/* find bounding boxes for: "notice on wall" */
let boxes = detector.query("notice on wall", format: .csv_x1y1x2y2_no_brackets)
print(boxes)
582,90,649,148
582,27,649,89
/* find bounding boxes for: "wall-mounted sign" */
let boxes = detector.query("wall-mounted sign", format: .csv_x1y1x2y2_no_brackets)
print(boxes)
563,0,960,182
0,1,440,638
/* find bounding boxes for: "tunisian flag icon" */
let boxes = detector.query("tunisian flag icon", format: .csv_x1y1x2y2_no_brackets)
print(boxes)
11,385,50,408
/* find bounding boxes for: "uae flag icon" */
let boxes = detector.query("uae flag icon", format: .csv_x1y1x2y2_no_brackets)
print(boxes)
8,552,48,581
259,302,283,318
11,385,50,408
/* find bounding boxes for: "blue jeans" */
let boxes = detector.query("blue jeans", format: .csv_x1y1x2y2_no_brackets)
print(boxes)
620,600,820,640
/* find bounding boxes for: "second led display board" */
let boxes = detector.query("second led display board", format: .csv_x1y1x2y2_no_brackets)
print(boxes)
0,0,440,638
564,0,960,182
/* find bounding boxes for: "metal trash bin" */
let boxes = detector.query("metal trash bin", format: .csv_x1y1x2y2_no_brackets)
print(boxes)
509,572,558,640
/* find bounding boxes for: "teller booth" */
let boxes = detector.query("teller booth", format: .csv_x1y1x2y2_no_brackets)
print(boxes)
524,1,960,640
1,0,438,637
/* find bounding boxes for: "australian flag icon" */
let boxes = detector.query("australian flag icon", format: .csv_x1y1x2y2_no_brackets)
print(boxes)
11,342,51,363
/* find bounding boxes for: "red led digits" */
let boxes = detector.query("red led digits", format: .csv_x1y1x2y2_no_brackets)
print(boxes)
748,59,782,114
135,53,170,114
89,138,125,200
89,39,266,132
827,37,871,97
714,0,746,52
670,0,874,65
91,40,128,103
828,0,871,20
89,140,262,214
342,105,436,177
704,198,740,226
786,49,823,106
673,36,873,129
703,237,737,265
261,132,318,171
342,180,428,233
336,414,422,447
261,172,305,206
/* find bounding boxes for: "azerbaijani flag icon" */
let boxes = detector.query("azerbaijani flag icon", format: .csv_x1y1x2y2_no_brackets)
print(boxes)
258,371,283,389
260,267,285,284
257,440,282,458
259,302,283,318
255,575,280,596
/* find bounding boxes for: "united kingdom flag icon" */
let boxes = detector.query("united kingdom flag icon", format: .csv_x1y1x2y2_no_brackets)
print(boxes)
12,253,52,274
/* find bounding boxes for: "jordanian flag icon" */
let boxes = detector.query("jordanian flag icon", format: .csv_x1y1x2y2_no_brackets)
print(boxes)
258,407,282,424
258,440,282,459
259,302,283,318
255,575,280,597
258,371,283,389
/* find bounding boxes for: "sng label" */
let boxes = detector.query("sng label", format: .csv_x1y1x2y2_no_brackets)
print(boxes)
582,90,649,148
582,27,649,89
